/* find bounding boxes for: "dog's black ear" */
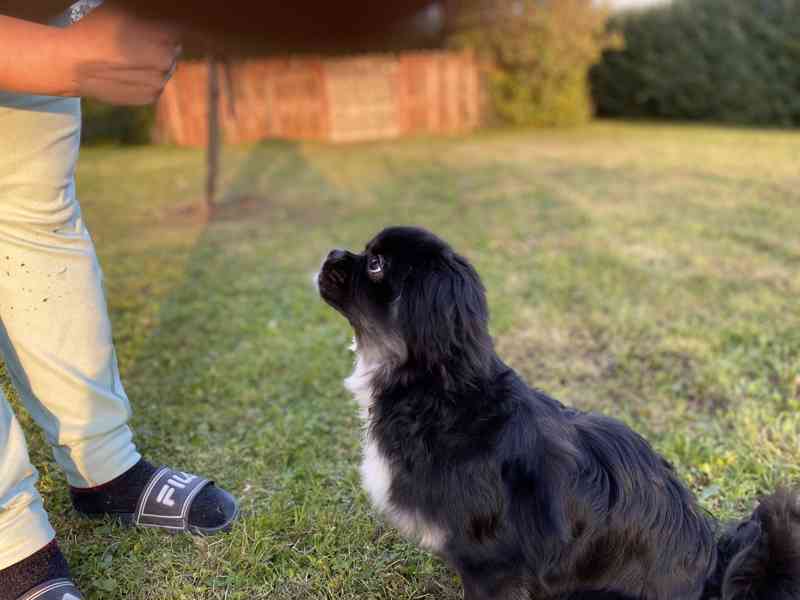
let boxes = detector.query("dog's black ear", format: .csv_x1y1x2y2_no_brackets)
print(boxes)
400,250,493,381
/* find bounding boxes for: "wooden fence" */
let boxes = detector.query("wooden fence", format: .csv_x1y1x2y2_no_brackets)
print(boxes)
154,51,482,146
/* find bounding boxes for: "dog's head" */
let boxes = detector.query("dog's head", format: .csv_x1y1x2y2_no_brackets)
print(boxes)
318,226,493,378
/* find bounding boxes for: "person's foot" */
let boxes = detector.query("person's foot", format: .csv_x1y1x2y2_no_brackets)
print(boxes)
0,541,84,600
70,459,238,535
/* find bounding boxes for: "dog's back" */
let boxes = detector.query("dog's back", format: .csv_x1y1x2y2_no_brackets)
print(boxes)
482,373,717,599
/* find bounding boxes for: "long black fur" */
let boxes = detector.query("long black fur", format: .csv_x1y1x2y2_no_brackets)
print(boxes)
317,226,800,600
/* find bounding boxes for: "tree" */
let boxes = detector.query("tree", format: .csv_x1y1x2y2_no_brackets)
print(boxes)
449,0,618,126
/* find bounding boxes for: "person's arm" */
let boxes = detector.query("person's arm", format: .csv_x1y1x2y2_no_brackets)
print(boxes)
0,3,181,105
0,15,77,96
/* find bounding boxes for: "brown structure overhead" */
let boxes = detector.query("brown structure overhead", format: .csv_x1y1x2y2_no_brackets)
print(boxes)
115,0,442,54
2,1,442,54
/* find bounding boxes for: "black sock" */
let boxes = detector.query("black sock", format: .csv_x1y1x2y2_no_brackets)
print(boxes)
70,459,231,529
0,541,70,600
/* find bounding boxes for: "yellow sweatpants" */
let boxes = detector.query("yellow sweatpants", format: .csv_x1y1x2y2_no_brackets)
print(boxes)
0,91,140,569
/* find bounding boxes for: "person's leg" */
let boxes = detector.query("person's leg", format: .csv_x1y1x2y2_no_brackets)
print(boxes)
0,388,55,571
0,91,234,597
0,93,140,489
0,388,80,599
0,90,235,545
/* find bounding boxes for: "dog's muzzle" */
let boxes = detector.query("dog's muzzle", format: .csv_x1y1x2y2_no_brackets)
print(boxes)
318,248,354,309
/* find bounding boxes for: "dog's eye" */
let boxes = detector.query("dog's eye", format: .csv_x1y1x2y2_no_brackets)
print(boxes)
367,255,384,278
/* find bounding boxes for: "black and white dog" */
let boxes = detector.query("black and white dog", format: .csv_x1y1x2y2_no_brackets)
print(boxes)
317,226,800,600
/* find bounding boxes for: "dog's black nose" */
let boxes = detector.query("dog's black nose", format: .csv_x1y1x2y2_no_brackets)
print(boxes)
327,249,348,262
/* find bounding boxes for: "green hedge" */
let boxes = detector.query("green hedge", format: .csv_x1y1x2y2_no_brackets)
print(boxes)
81,100,155,145
591,0,800,127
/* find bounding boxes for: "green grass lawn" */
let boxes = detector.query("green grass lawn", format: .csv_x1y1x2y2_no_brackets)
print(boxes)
5,121,800,599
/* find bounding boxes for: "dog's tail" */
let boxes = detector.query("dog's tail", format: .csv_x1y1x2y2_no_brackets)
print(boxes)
704,488,800,599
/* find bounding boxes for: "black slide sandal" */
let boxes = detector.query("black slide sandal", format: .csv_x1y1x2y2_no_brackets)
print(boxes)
118,466,239,535
17,579,83,600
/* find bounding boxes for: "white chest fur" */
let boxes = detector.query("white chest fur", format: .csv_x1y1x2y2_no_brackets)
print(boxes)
345,345,446,552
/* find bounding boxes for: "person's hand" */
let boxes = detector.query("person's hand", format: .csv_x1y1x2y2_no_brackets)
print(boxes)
61,2,181,105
